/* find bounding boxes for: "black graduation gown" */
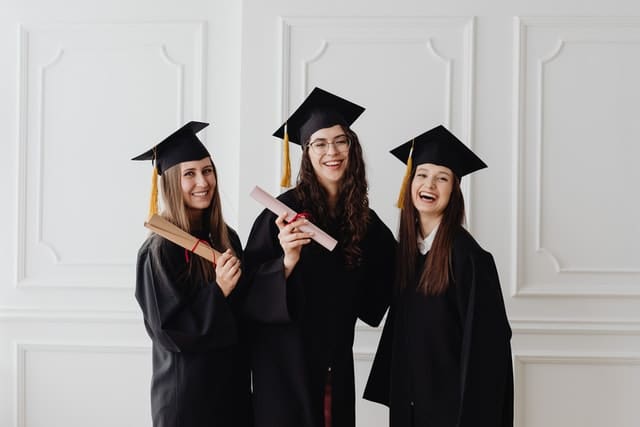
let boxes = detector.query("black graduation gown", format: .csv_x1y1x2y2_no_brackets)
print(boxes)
135,226,253,427
364,227,513,427
243,189,396,427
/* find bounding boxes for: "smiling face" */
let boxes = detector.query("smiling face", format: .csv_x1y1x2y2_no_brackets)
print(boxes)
411,163,454,226
306,124,350,193
180,157,216,213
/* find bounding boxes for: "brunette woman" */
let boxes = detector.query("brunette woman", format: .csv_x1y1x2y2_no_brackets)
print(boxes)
133,122,252,427
364,125,513,427
244,88,396,427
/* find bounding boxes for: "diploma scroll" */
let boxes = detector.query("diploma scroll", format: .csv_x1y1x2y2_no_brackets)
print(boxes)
144,214,222,263
249,185,338,251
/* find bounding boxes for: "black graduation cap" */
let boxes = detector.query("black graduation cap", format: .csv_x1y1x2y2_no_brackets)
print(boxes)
131,121,210,218
274,87,365,145
273,87,365,187
391,125,487,207
131,121,210,175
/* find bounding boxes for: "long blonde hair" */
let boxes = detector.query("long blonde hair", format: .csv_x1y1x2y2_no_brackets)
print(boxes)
160,157,232,283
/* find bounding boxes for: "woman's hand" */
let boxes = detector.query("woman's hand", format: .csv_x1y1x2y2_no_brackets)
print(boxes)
276,212,314,278
215,249,242,297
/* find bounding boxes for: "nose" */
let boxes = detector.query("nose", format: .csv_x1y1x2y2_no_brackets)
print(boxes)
426,177,436,188
195,173,208,187
326,142,339,154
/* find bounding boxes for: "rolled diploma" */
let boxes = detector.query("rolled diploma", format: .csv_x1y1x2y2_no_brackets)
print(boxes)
144,214,222,262
249,185,338,251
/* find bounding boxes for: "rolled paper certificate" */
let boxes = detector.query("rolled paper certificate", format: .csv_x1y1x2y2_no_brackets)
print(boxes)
144,214,222,263
249,185,338,251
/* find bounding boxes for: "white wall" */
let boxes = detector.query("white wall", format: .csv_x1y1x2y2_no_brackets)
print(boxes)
1,0,639,426
0,1,242,426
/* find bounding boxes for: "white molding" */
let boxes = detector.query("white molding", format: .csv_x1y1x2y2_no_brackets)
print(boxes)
35,48,65,262
357,318,640,335
513,283,640,297
511,16,524,298
16,24,29,288
517,16,640,28
303,39,328,91
195,21,207,124
534,39,564,273
510,319,640,335
0,307,141,323
512,16,640,296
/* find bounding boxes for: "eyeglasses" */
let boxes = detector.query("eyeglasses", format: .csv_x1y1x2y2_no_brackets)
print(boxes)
307,137,351,155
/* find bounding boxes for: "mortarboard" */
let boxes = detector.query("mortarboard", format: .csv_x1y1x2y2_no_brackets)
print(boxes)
132,121,210,218
391,125,487,208
273,87,365,187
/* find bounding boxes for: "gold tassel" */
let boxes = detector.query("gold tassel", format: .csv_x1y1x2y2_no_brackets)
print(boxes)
148,166,159,219
396,140,414,208
280,124,291,188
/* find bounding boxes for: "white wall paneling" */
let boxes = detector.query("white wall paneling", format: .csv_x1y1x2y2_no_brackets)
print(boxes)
513,17,640,297
16,22,206,289
514,351,640,427
2,1,640,427
278,17,475,232
15,342,151,427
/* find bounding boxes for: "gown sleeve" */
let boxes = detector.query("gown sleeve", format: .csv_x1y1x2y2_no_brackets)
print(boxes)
454,243,514,427
356,210,397,327
242,207,295,323
135,236,238,352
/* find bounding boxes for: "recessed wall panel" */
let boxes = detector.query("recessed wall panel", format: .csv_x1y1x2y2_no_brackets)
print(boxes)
17,22,205,288
514,17,640,296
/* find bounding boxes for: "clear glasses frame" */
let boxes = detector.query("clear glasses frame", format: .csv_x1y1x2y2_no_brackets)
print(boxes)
307,137,351,155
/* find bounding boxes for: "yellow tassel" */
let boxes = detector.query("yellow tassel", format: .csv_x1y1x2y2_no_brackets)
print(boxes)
280,124,291,188
148,166,159,219
396,140,414,208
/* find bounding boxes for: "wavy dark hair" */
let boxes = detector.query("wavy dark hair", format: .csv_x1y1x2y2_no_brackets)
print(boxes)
160,157,233,284
396,166,465,294
295,126,369,268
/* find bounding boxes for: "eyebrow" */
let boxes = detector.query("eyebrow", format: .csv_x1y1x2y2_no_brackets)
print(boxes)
182,165,212,173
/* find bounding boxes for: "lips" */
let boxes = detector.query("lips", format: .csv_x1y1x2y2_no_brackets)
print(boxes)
323,160,343,168
191,190,209,197
418,191,436,201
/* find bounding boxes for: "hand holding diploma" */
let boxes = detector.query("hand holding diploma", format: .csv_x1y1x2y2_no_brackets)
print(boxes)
249,186,338,251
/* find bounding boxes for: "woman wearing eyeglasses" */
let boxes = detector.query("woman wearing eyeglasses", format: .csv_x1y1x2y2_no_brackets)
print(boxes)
243,88,396,427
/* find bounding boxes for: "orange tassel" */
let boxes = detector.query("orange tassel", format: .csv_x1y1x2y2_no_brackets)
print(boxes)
396,140,414,208
148,166,159,219
280,124,291,188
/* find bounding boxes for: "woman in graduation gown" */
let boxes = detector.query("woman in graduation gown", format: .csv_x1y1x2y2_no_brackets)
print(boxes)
364,125,513,427
133,122,253,427
243,88,396,427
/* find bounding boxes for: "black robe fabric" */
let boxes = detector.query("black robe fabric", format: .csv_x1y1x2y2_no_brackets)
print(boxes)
364,227,513,427
135,226,253,427
243,189,396,427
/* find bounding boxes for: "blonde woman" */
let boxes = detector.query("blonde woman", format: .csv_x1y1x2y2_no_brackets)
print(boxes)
133,122,252,427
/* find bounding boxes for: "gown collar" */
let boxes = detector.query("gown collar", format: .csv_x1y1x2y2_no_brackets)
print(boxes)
417,223,439,255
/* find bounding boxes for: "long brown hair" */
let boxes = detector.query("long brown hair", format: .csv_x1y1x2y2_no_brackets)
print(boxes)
396,166,465,294
160,157,232,283
296,126,369,268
